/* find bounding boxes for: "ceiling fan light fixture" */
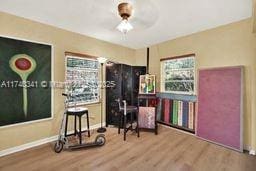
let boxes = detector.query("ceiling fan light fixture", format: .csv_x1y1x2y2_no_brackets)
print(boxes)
117,19,133,34
117,2,133,34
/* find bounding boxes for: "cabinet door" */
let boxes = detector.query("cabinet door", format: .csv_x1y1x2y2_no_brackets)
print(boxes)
131,66,146,106
106,62,122,126
106,64,146,126
121,64,132,105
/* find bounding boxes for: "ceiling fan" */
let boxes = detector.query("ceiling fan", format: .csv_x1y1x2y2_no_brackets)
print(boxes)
116,2,133,33
91,0,159,33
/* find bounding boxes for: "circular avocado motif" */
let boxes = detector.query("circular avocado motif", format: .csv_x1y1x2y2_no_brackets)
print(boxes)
9,54,37,117
15,58,32,70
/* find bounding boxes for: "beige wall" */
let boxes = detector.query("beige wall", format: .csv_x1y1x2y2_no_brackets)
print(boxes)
253,0,256,33
1,10,256,153
0,12,136,151
135,18,256,150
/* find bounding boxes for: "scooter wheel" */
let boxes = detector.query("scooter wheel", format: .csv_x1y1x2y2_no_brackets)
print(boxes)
54,140,64,153
95,134,106,146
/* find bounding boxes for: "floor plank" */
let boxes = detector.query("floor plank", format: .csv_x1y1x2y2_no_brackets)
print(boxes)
0,126,255,171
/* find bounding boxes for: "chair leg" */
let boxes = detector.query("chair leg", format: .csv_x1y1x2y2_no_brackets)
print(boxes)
137,111,140,137
118,114,121,134
124,115,127,141
155,123,158,135
86,113,90,137
130,112,133,129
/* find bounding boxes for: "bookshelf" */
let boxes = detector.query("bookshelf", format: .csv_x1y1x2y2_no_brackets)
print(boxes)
156,93,197,134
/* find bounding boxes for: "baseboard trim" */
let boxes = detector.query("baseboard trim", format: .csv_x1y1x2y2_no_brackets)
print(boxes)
243,145,250,151
0,136,58,158
0,122,105,157
249,149,256,155
243,145,256,155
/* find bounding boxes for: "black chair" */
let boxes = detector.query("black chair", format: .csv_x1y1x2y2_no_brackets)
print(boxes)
64,107,90,144
116,99,139,141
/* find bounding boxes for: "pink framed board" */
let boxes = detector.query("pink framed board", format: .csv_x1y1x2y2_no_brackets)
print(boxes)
196,66,243,152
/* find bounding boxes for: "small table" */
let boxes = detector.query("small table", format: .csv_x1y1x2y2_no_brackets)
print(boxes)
137,94,158,135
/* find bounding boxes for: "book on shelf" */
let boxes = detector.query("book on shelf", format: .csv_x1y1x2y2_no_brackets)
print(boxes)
169,100,173,124
156,96,195,133
177,101,183,126
172,100,178,125
164,99,170,123
182,101,189,128
157,98,162,121
188,102,194,130
161,99,165,121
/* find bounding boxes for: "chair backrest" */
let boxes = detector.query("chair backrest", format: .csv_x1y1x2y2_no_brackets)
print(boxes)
116,98,122,112
116,98,127,114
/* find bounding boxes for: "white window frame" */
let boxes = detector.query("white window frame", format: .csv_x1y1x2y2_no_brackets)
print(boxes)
65,55,100,106
160,54,196,95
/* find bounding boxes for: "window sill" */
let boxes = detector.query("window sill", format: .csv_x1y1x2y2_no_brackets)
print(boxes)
156,92,197,102
67,101,101,108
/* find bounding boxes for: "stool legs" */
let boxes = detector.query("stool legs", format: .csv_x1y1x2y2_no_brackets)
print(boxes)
78,116,82,144
74,115,77,135
64,112,68,137
64,110,90,145
86,113,90,137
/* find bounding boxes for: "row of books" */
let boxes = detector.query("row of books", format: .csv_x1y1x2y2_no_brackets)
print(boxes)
158,99,195,130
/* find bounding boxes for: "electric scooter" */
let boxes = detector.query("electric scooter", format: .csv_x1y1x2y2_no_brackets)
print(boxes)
54,93,106,153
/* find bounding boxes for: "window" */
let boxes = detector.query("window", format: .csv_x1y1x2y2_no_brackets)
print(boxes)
65,54,99,105
161,54,195,94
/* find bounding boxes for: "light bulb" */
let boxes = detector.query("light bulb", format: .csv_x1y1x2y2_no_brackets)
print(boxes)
116,19,133,33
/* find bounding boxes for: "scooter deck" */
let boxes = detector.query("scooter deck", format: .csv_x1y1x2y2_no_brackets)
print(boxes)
68,142,101,150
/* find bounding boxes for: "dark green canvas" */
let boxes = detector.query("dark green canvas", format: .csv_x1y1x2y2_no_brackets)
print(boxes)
0,36,52,126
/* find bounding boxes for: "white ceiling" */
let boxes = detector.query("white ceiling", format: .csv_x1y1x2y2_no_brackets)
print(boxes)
0,0,252,49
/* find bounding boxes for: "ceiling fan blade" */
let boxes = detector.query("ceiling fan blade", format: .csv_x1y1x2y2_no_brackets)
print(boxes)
89,0,159,31
130,16,158,30
131,0,159,28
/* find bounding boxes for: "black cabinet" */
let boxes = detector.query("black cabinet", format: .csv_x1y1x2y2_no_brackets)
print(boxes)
106,62,146,126
122,64,132,105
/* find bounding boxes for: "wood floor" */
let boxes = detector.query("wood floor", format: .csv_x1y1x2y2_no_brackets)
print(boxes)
0,126,255,171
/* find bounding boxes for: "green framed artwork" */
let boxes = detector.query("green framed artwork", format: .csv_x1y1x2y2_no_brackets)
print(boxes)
0,36,53,127
139,75,156,94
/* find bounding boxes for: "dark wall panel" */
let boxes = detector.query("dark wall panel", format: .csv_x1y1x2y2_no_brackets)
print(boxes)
122,64,132,105
106,62,122,126
106,62,146,126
